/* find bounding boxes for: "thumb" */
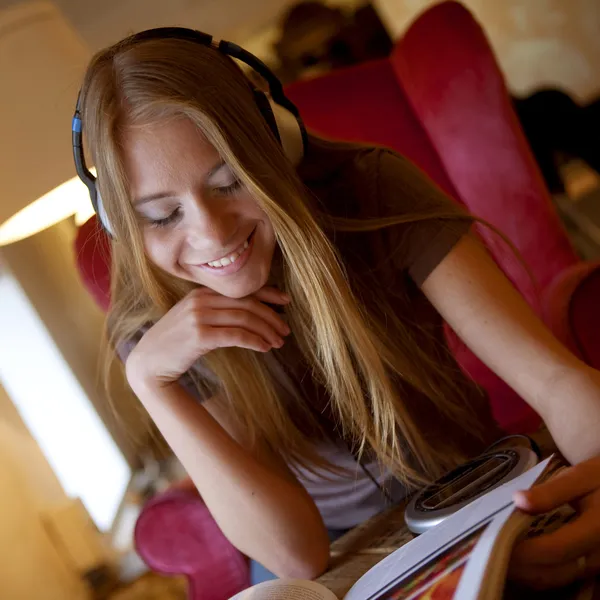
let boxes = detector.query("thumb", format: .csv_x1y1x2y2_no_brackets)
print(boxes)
513,488,545,514
513,461,597,514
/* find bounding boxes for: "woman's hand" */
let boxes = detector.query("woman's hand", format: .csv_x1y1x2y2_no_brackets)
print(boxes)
125,286,291,390
509,456,600,590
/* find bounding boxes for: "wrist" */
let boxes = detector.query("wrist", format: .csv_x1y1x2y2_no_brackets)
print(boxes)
125,354,164,397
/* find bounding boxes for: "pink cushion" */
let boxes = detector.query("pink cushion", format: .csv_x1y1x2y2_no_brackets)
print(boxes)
74,216,111,312
286,59,460,200
390,1,578,299
134,490,250,599
570,267,600,367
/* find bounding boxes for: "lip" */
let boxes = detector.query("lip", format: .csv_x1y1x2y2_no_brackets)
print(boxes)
193,229,256,277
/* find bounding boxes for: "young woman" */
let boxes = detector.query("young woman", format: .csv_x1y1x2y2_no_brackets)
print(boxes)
74,29,600,590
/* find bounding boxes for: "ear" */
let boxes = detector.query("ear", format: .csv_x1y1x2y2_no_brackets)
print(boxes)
268,97,305,167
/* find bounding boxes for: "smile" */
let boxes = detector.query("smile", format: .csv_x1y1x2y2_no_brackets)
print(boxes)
203,229,254,268
196,228,256,276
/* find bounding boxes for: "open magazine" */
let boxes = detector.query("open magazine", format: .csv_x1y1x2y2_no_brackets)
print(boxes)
232,457,596,600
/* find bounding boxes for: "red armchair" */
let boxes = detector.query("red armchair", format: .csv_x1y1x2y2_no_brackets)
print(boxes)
74,2,600,597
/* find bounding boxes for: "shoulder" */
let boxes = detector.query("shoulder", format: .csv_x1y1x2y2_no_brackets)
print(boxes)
298,136,453,220
298,136,472,285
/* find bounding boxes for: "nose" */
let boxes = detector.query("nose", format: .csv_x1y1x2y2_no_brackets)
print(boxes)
183,193,237,251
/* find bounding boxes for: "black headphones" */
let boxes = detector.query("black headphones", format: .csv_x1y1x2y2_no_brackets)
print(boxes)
72,26,307,237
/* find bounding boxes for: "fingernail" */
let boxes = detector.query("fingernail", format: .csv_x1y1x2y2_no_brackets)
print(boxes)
283,325,291,335
513,491,529,507
281,293,291,303
273,338,285,348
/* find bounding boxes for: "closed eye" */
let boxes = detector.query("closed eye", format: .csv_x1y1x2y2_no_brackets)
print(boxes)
213,178,242,196
148,206,182,228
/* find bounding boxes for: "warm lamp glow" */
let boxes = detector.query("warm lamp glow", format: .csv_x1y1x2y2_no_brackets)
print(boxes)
0,173,96,246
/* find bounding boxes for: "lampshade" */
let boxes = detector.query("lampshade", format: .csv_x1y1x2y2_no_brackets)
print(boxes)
0,1,91,245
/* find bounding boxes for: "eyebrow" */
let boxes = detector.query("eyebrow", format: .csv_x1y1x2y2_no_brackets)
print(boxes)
133,159,227,206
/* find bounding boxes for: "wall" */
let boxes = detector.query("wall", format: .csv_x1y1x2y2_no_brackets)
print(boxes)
0,381,67,506
54,0,299,51
0,384,89,599
0,379,29,436
0,221,150,466
373,0,600,102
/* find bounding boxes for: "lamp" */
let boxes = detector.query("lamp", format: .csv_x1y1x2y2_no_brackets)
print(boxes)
0,1,92,246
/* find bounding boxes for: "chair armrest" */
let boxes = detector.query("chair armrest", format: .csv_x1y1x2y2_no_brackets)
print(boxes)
543,261,600,367
135,489,249,599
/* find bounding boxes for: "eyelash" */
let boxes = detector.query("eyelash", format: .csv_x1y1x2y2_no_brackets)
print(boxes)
213,179,242,196
150,207,182,228
148,179,243,228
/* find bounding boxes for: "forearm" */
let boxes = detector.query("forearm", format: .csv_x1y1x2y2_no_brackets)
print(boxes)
133,381,329,578
537,364,600,464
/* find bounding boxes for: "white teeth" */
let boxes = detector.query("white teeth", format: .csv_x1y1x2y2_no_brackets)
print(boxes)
204,233,251,268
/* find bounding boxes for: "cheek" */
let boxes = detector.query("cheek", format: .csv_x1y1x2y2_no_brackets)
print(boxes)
143,231,181,273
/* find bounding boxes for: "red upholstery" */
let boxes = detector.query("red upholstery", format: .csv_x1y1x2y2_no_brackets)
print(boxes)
73,2,600,596
569,268,600,367
390,4,578,295
74,215,111,312
543,262,600,365
135,490,249,599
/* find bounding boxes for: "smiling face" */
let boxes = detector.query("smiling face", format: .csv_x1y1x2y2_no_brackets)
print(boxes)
121,117,277,298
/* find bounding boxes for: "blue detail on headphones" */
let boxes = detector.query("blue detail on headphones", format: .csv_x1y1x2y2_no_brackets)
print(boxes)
72,117,82,133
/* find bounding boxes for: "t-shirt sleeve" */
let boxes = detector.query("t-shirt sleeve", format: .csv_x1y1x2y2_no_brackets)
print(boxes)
375,150,472,286
115,327,218,403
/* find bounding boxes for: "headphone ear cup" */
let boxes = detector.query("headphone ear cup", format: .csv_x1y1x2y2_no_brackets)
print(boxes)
253,89,281,144
95,185,115,238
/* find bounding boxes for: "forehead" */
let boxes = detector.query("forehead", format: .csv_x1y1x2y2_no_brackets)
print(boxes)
120,118,221,192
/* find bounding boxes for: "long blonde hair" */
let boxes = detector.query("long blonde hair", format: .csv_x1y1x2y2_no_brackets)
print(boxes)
82,36,487,488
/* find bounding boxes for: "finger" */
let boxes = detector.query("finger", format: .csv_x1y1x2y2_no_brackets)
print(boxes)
207,327,272,353
192,291,291,337
511,510,600,565
513,458,600,514
252,286,291,305
204,309,285,348
509,547,600,590
205,295,291,337
240,297,291,337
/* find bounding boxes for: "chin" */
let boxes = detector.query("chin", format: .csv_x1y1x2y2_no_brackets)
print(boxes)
205,268,269,299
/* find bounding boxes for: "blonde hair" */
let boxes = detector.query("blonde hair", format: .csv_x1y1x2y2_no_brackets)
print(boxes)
81,36,487,488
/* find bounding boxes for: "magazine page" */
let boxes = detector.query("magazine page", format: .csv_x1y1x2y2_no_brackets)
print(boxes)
343,457,553,600
457,502,595,600
231,579,338,600
373,528,484,600
452,502,524,600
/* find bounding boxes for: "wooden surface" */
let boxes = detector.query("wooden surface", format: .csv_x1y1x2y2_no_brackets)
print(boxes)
316,426,558,597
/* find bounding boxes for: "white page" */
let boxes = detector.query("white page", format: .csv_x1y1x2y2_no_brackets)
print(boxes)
231,579,338,600
344,457,552,600
452,503,517,600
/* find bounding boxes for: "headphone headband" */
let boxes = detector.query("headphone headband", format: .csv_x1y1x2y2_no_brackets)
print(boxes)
72,26,306,237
